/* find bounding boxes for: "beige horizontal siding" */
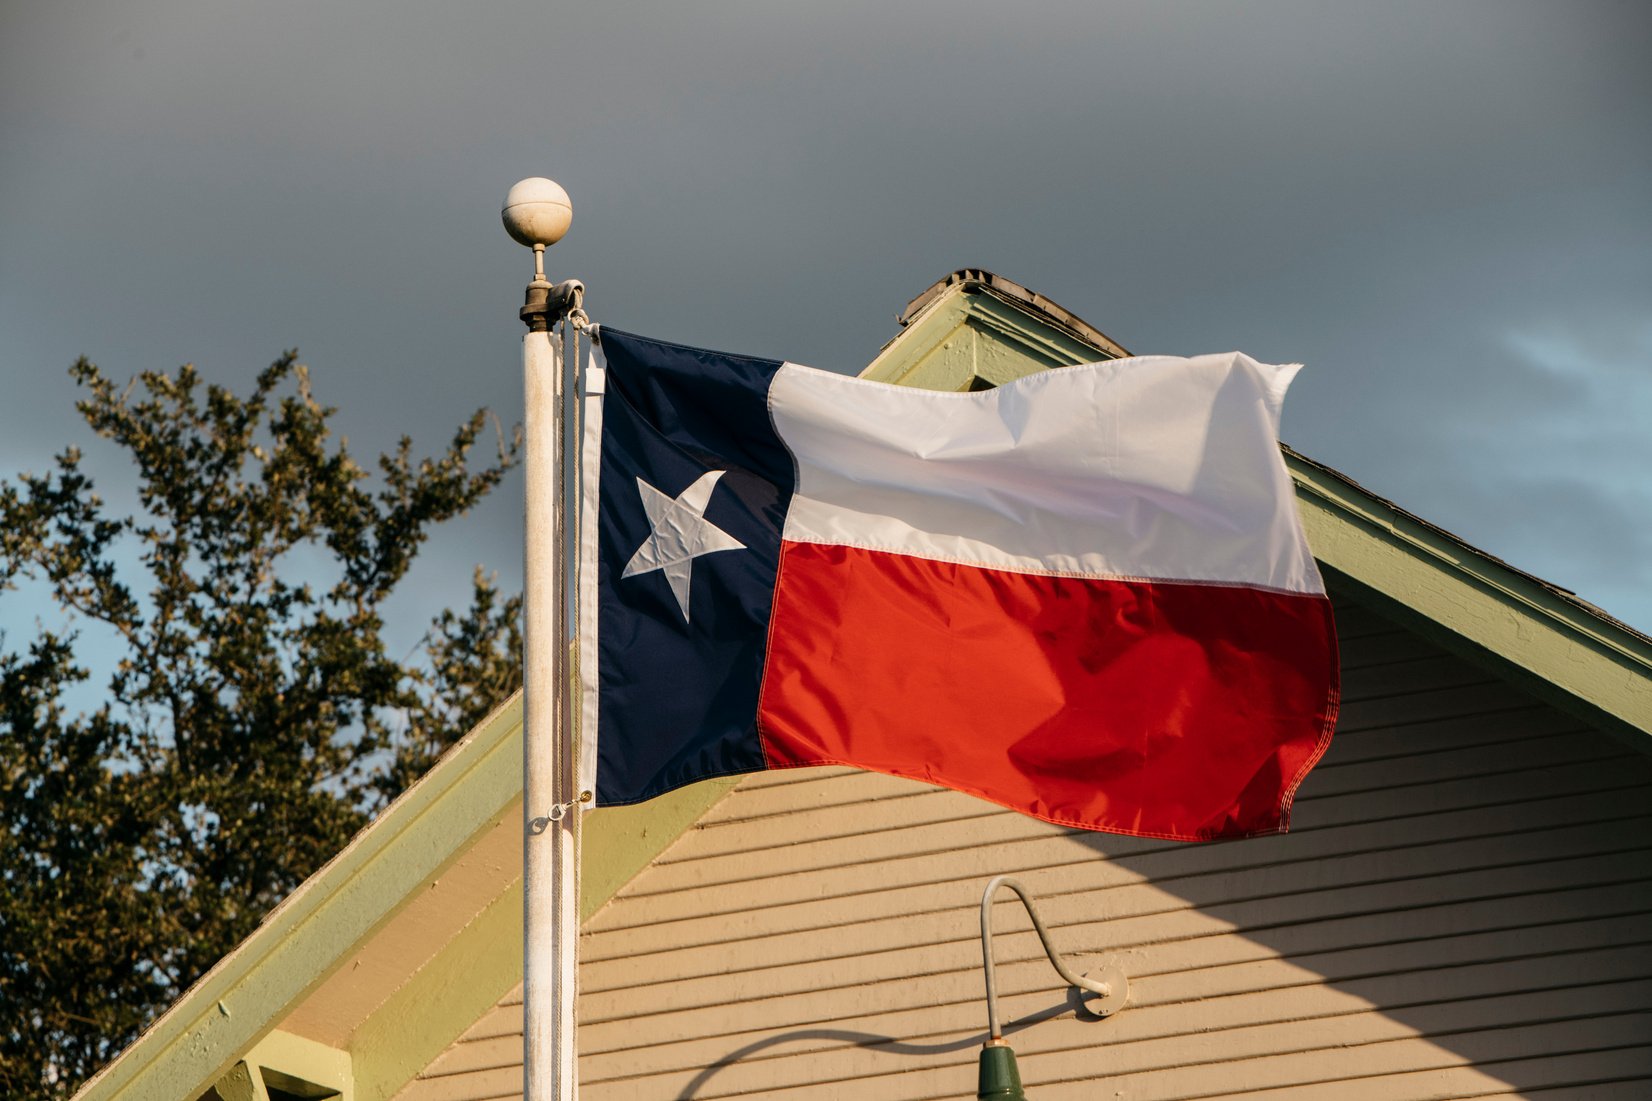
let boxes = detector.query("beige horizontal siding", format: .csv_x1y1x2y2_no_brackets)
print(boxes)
396,596,1652,1100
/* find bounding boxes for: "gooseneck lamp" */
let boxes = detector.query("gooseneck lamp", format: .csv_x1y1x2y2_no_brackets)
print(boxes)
974,876,1129,1099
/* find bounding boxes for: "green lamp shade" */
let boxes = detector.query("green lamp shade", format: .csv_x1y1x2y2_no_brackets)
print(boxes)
977,1043,1027,1100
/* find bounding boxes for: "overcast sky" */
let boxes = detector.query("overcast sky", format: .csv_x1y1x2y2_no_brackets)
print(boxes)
3,1,1650,655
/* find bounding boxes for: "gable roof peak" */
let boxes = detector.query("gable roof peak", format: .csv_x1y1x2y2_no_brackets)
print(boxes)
898,269,1131,360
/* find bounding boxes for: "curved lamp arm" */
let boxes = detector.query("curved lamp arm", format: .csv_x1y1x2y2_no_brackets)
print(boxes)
978,875,1127,1041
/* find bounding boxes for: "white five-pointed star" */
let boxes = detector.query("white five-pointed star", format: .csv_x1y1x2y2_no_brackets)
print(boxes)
622,470,746,623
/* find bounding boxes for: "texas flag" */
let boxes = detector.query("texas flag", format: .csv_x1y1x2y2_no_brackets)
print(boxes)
577,328,1338,841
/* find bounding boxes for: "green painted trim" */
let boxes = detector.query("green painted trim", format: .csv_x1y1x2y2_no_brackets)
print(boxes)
860,289,977,389
895,271,1131,361
1292,456,1652,747
85,673,742,1101
76,695,526,1101
204,1063,261,1101
965,291,1120,373
579,777,744,921
349,881,522,1101
245,1030,352,1101
860,284,1119,390
348,775,740,1101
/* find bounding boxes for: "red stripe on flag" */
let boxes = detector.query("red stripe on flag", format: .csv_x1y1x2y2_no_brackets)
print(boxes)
757,541,1339,840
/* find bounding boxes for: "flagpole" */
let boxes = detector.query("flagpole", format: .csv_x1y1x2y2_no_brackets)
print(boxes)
504,178,581,1101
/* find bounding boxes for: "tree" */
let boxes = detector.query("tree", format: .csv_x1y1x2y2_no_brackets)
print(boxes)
0,353,523,1098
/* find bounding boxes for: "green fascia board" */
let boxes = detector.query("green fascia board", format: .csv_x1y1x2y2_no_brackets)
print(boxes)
1288,448,1652,750
860,280,1125,391
891,270,1132,363
346,879,523,1101
348,774,739,1101
72,687,740,1101
243,1030,354,1101
72,694,527,1101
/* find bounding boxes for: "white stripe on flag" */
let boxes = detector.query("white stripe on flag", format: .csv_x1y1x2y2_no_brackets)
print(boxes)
767,353,1322,594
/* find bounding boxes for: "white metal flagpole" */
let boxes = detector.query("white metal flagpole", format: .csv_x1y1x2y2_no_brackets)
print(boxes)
503,178,582,1101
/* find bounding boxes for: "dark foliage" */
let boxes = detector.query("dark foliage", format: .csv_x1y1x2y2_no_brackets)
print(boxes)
0,354,522,1097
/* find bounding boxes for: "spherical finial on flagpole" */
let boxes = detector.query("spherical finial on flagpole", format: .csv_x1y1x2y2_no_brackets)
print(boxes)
505,178,573,329
503,177,572,250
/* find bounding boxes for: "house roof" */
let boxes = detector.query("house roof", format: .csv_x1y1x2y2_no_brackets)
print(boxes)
73,271,1652,1101
893,269,1131,361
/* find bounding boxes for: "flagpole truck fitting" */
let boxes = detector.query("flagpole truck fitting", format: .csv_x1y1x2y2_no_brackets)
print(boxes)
504,176,584,332
976,875,1129,1098
504,176,584,1101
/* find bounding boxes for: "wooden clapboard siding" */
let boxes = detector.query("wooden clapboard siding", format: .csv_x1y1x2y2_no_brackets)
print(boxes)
394,597,1652,1100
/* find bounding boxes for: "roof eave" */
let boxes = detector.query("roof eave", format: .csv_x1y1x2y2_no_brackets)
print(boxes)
1287,445,1652,751
893,268,1131,359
